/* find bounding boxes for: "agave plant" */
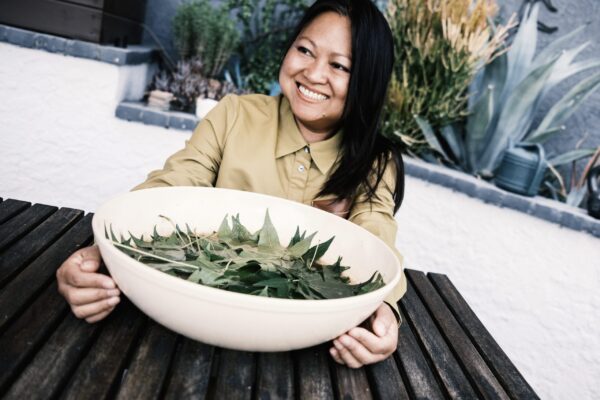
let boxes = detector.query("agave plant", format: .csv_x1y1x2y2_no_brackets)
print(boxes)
421,3,600,178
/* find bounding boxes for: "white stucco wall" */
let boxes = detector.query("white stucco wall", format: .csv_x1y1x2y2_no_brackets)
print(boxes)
1,42,599,400
0,42,188,211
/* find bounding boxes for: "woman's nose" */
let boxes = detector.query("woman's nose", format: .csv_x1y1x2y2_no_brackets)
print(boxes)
303,59,328,84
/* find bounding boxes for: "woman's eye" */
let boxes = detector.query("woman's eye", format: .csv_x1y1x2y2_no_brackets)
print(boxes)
332,63,350,73
297,46,311,56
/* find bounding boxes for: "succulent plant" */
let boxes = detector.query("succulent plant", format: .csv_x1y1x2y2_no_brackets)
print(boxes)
419,3,600,178
149,57,248,113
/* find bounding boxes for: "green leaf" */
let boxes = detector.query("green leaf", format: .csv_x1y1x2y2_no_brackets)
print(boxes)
231,214,252,242
217,215,232,239
439,124,465,167
528,71,600,142
414,115,450,161
302,236,334,265
187,267,222,285
466,84,494,171
505,3,539,91
478,57,557,175
258,210,281,249
287,226,304,247
548,148,597,167
287,232,316,258
532,24,587,68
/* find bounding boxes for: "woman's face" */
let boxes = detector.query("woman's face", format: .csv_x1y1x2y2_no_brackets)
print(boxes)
279,12,352,136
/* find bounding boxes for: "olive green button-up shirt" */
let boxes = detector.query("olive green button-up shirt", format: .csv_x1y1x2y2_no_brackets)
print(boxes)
133,94,407,322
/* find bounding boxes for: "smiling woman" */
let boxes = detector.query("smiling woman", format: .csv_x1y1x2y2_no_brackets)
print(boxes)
279,11,352,140
57,0,406,370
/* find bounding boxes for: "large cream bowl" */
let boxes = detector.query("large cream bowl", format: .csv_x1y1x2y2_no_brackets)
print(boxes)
92,187,402,352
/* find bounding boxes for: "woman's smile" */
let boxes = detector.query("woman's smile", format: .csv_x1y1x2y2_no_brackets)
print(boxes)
296,82,329,102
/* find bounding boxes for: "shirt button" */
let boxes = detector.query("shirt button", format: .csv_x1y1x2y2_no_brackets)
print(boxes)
298,165,305,172
304,146,310,153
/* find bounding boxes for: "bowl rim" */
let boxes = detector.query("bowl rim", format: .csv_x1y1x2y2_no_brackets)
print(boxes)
92,187,402,313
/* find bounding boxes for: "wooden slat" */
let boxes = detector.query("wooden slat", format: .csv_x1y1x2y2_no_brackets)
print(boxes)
2,313,100,400
163,338,214,400
293,344,335,400
0,207,83,287
395,308,445,400
331,361,373,400
407,270,510,400
211,349,255,400
400,276,478,398
0,213,93,331
0,199,30,225
429,273,540,400
0,0,102,42
255,352,294,400
115,322,178,400
0,281,69,393
0,204,57,252
60,299,146,400
366,356,410,400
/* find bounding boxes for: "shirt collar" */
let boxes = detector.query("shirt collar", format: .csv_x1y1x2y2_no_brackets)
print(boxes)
276,95,342,175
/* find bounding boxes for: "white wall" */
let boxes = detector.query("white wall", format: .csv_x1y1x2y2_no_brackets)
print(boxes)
397,177,600,400
0,42,189,211
1,42,599,400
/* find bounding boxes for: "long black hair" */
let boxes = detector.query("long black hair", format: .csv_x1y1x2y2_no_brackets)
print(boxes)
281,0,404,213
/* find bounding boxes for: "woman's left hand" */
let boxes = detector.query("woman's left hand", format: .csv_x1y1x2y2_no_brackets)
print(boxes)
329,303,398,368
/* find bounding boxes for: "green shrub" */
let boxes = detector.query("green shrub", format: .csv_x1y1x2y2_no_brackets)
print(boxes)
226,0,308,94
173,0,240,78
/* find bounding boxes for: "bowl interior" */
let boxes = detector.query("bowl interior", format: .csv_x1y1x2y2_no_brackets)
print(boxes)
94,187,401,286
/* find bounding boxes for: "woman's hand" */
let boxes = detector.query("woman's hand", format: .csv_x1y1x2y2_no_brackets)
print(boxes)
56,245,120,323
329,303,398,368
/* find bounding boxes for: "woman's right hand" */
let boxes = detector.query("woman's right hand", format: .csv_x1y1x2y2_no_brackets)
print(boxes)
56,245,120,323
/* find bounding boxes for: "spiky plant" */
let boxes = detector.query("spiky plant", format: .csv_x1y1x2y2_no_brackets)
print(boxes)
383,0,511,155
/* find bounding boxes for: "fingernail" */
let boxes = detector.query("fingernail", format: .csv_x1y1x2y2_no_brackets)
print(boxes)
107,296,120,306
103,280,115,289
107,289,119,297
340,336,351,346
81,261,95,271
333,340,343,350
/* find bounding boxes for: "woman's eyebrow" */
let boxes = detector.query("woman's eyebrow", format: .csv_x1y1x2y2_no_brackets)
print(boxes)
297,36,351,61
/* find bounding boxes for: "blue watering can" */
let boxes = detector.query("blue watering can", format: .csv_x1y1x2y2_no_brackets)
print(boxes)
494,141,547,197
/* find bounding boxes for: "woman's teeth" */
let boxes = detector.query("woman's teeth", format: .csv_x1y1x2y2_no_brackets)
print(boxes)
298,84,328,101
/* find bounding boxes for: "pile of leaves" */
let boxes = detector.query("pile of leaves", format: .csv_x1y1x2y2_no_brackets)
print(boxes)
107,212,384,299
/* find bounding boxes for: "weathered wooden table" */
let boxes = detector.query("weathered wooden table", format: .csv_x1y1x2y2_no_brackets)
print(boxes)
0,198,539,399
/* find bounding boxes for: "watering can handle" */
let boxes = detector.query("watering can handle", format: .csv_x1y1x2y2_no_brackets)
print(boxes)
589,166,600,193
515,142,546,183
